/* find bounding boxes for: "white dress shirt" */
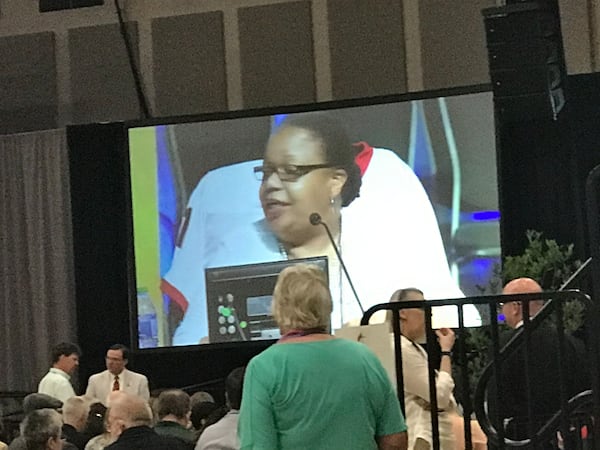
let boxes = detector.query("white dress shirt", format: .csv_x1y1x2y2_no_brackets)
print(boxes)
38,368,75,403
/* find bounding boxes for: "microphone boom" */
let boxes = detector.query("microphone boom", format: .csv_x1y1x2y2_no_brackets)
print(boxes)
309,212,365,314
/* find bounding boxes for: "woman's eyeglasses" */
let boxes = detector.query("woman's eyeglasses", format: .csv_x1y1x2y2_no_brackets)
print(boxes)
253,163,333,182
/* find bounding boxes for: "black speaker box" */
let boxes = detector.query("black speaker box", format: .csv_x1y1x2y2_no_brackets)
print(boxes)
482,2,567,121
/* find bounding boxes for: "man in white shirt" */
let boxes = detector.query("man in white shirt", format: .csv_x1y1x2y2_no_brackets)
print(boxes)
38,342,81,403
85,344,150,405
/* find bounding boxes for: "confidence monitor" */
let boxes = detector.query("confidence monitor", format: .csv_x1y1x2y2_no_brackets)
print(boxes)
205,256,328,343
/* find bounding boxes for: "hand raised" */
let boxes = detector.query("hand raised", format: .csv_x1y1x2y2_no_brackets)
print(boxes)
435,327,455,352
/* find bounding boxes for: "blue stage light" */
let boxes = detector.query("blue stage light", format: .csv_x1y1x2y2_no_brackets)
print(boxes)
471,210,500,221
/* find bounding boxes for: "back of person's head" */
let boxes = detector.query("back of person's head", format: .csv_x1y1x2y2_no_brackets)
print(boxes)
272,264,332,333
50,342,81,364
62,396,90,430
189,391,214,408
21,408,62,450
105,390,127,409
83,402,107,437
108,344,129,360
155,389,190,421
225,367,246,410
109,393,152,432
199,405,229,432
280,113,362,206
22,394,63,414
190,401,220,431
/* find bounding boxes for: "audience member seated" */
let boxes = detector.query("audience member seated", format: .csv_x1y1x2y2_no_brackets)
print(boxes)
61,396,90,449
190,392,214,406
195,367,245,450
190,401,220,437
38,342,81,403
487,278,590,447
19,409,64,450
8,394,66,450
85,344,150,405
82,402,106,441
22,394,63,414
153,389,196,449
238,263,408,449
389,288,459,450
104,392,189,450
82,403,111,450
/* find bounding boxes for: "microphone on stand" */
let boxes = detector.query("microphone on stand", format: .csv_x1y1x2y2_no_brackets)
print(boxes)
309,212,364,314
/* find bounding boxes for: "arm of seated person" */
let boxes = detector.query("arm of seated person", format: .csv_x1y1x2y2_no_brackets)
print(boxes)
377,431,408,450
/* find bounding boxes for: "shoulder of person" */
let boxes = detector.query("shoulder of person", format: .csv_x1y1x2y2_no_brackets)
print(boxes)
88,370,107,380
160,435,193,450
129,369,148,381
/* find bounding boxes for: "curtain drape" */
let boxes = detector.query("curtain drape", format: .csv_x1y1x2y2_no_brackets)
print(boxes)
0,128,76,392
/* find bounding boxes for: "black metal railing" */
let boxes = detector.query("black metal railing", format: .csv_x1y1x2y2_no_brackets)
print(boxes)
361,289,598,450
585,164,600,450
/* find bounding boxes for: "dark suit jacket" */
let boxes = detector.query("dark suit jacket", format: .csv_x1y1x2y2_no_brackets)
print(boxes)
487,322,589,439
62,424,89,450
153,421,195,450
104,426,190,450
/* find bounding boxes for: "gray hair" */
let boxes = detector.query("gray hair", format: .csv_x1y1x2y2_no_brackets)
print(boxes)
62,396,90,430
21,408,62,450
189,391,214,408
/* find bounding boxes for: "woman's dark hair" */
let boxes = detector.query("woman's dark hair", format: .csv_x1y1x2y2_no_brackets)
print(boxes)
190,401,219,430
83,402,107,437
225,366,246,410
200,405,229,432
280,113,362,207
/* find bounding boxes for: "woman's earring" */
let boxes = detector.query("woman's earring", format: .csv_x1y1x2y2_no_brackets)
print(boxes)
330,198,335,205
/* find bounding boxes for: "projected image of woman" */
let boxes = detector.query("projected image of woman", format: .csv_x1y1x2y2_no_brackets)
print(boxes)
164,112,480,345
256,114,360,269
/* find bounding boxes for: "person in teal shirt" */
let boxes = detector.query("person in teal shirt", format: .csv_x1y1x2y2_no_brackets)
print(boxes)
238,263,407,450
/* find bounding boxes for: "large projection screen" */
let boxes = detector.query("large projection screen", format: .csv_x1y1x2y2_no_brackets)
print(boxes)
127,86,499,348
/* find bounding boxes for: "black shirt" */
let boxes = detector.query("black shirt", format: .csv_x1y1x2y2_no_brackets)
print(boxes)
105,426,190,450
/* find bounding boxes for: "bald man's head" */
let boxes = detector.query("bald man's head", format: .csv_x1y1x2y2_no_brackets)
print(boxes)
502,277,543,295
501,277,544,328
107,393,152,439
